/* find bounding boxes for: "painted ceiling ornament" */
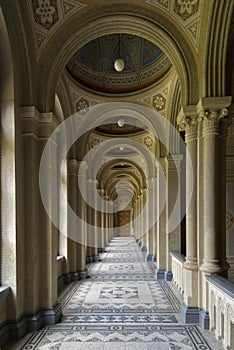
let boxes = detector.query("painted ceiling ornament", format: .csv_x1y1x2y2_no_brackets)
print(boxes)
32,0,59,29
91,139,100,149
76,98,89,113
174,0,199,20
226,211,234,230
144,136,153,147
153,93,166,111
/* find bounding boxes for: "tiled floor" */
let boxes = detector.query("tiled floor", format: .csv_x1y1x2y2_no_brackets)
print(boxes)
4,237,224,349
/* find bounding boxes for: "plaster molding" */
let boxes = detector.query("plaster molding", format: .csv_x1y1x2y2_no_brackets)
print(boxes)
21,106,59,138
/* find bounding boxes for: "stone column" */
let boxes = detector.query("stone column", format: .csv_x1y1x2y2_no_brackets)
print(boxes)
67,159,78,275
20,107,61,327
198,97,232,329
146,178,156,261
97,188,104,253
141,187,148,253
67,160,87,279
77,161,88,277
199,98,231,274
86,179,99,262
165,155,182,281
98,188,106,250
134,197,140,242
177,106,200,322
156,158,167,279
104,195,110,246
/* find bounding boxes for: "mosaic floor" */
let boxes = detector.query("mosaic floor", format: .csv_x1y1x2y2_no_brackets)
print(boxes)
4,237,224,350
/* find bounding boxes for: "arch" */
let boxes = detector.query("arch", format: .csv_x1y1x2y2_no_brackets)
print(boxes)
36,4,198,111
0,6,16,289
87,137,156,179
0,1,33,105
201,1,234,97
108,177,140,202
99,167,145,201
74,101,176,165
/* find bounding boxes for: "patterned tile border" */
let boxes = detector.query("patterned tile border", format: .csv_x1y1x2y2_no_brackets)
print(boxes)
19,325,213,349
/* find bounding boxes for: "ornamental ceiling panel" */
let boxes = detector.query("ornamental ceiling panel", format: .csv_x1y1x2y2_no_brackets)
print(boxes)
145,0,203,50
136,76,175,118
27,0,87,59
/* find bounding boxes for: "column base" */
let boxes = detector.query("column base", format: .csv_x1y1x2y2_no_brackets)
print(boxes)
155,269,166,279
155,269,173,281
138,241,142,247
181,303,200,323
141,246,147,253
78,270,88,280
86,257,92,264
165,270,173,281
0,302,62,348
86,255,99,264
184,260,198,271
70,269,88,281
146,254,153,261
200,261,224,274
152,255,156,262
98,248,105,253
199,308,210,329
136,238,139,243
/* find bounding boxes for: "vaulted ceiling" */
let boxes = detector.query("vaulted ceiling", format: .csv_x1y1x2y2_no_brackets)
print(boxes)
66,33,172,93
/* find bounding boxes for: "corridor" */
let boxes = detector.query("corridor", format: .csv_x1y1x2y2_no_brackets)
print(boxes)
5,237,223,350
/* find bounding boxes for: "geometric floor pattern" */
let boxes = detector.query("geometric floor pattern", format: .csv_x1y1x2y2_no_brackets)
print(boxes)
5,237,224,349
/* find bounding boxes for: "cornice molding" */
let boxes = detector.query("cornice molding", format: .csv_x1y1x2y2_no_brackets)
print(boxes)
21,106,59,138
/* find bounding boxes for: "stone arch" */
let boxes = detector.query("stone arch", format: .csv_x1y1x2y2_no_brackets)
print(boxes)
201,1,234,97
0,6,16,290
36,4,198,111
88,137,156,179
74,101,177,162
97,158,147,191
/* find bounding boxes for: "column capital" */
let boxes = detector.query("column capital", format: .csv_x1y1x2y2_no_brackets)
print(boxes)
67,158,79,175
197,96,232,113
86,178,98,190
201,109,231,137
166,154,183,170
157,157,167,172
177,105,199,142
77,160,88,176
197,97,232,137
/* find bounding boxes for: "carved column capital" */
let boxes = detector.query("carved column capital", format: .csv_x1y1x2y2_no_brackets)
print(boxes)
200,108,231,137
197,97,232,138
67,158,79,175
177,105,199,143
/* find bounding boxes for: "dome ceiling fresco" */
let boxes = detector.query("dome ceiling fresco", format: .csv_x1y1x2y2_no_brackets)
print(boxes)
94,116,148,135
66,33,172,93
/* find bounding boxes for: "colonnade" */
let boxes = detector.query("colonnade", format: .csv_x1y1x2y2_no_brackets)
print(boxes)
0,96,232,346
177,97,232,327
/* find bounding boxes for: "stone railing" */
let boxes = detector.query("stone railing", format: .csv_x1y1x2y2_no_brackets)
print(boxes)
170,251,185,294
206,275,234,349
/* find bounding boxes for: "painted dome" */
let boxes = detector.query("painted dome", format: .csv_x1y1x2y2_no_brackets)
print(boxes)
66,34,172,93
